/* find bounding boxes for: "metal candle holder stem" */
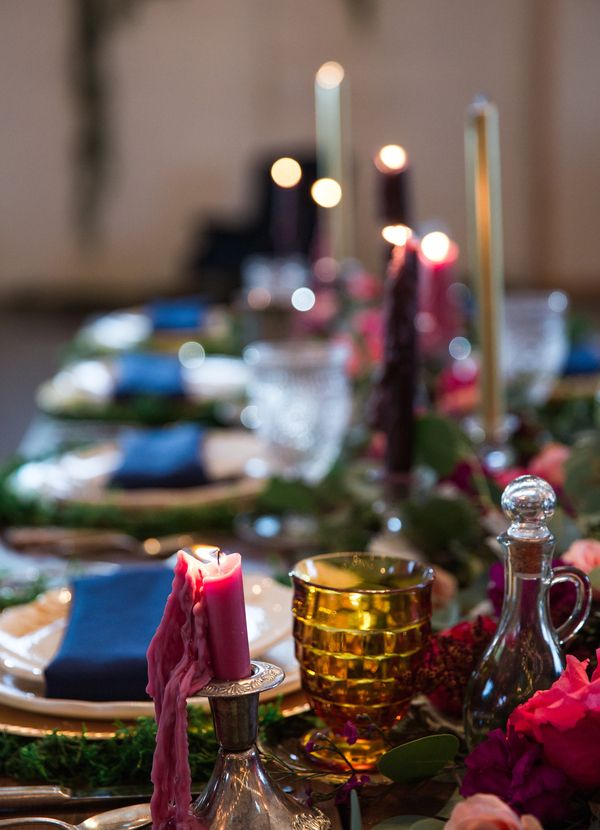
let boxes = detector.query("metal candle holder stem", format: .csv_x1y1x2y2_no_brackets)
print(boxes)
193,660,331,830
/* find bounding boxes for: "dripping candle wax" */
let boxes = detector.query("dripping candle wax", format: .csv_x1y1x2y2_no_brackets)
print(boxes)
189,545,251,681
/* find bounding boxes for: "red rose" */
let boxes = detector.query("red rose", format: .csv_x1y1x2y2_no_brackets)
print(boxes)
508,649,600,791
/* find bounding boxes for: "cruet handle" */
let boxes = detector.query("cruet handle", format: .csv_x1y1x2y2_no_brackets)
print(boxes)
551,565,592,644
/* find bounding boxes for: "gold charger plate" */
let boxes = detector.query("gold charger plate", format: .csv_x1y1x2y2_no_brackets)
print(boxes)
0,692,309,740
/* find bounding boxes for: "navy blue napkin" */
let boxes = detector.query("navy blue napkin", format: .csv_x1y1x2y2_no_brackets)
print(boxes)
114,353,184,398
146,297,207,331
110,424,209,490
45,567,173,701
564,344,600,375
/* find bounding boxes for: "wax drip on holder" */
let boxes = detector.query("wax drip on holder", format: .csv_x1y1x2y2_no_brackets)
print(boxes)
193,661,331,830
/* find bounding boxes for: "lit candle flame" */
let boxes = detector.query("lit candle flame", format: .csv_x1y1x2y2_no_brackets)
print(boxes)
315,61,345,90
420,231,458,264
270,157,302,188
311,177,342,208
381,224,412,246
186,545,222,569
374,144,408,173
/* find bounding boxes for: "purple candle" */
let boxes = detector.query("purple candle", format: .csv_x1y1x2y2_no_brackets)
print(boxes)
372,238,420,481
374,145,412,228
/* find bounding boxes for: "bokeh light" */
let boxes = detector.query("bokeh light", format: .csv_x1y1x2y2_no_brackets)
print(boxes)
270,157,302,188
420,231,453,263
247,286,272,310
178,341,206,368
375,144,408,173
311,178,342,208
315,61,345,89
381,224,412,246
291,286,316,311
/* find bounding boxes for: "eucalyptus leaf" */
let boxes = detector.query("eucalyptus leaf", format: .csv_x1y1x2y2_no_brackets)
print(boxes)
410,820,446,830
350,789,363,830
371,818,439,830
436,789,463,820
564,433,600,516
378,734,459,784
415,414,465,477
589,567,600,593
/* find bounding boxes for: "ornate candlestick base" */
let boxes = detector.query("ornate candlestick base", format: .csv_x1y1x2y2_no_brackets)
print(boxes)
193,661,331,830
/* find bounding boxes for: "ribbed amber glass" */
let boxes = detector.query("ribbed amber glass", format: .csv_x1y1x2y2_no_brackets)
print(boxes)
291,552,433,769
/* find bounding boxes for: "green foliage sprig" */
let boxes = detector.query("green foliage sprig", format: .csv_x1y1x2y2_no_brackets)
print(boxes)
0,703,285,788
0,457,253,539
38,397,228,427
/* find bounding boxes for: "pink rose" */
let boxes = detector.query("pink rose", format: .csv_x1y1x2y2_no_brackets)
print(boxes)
508,650,600,791
445,794,542,830
491,468,528,491
562,539,600,598
431,565,458,610
528,443,570,490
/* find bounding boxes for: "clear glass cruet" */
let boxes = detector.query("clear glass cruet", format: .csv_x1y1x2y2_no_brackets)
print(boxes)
464,474,592,748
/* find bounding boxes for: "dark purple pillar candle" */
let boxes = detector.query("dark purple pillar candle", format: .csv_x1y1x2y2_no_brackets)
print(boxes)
372,240,419,480
374,146,412,228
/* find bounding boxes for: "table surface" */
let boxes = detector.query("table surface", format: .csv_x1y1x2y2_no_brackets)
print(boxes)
0,325,457,829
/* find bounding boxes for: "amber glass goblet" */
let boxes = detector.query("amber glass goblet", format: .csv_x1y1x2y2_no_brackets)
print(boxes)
291,552,433,771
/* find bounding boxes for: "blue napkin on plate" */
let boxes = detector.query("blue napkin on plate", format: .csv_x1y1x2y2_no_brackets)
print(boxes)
45,567,173,701
564,344,600,375
110,424,209,490
146,297,207,331
114,353,184,398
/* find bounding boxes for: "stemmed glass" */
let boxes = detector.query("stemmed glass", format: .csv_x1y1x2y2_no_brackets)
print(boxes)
291,552,434,770
240,340,351,546
502,291,569,407
243,340,351,484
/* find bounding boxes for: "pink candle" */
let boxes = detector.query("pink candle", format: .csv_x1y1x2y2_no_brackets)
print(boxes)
200,550,251,681
417,232,460,359
147,546,251,830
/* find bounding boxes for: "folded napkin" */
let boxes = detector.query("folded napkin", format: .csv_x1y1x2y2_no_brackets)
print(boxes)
146,296,207,331
564,344,600,375
45,567,173,701
114,353,184,398
110,424,209,489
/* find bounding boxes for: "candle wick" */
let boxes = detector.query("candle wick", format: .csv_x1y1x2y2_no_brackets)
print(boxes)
217,549,222,574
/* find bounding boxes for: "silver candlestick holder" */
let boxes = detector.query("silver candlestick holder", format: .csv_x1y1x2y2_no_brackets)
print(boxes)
193,660,331,830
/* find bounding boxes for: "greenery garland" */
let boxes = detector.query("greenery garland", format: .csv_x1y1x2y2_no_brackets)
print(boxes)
62,333,240,364
38,397,233,427
0,457,255,539
0,702,286,788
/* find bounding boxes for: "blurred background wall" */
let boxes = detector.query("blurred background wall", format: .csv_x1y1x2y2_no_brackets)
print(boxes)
1,0,599,305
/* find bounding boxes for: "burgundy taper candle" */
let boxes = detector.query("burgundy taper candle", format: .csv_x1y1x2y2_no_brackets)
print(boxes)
371,239,419,480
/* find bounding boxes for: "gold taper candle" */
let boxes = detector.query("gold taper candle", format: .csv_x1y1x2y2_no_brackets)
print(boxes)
465,96,505,441
314,61,353,262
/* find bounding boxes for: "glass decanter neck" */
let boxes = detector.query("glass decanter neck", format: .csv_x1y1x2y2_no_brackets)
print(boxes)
500,533,555,579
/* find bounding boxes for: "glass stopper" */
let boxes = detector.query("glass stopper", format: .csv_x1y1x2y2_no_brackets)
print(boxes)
501,474,556,540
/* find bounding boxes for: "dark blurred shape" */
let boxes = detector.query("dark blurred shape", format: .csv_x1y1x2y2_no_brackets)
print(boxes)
374,145,412,229
183,151,318,301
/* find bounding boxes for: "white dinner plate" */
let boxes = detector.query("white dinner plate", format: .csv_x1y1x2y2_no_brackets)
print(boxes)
6,430,266,511
0,577,298,720
0,575,292,685
36,355,249,414
77,307,230,353
0,638,299,720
